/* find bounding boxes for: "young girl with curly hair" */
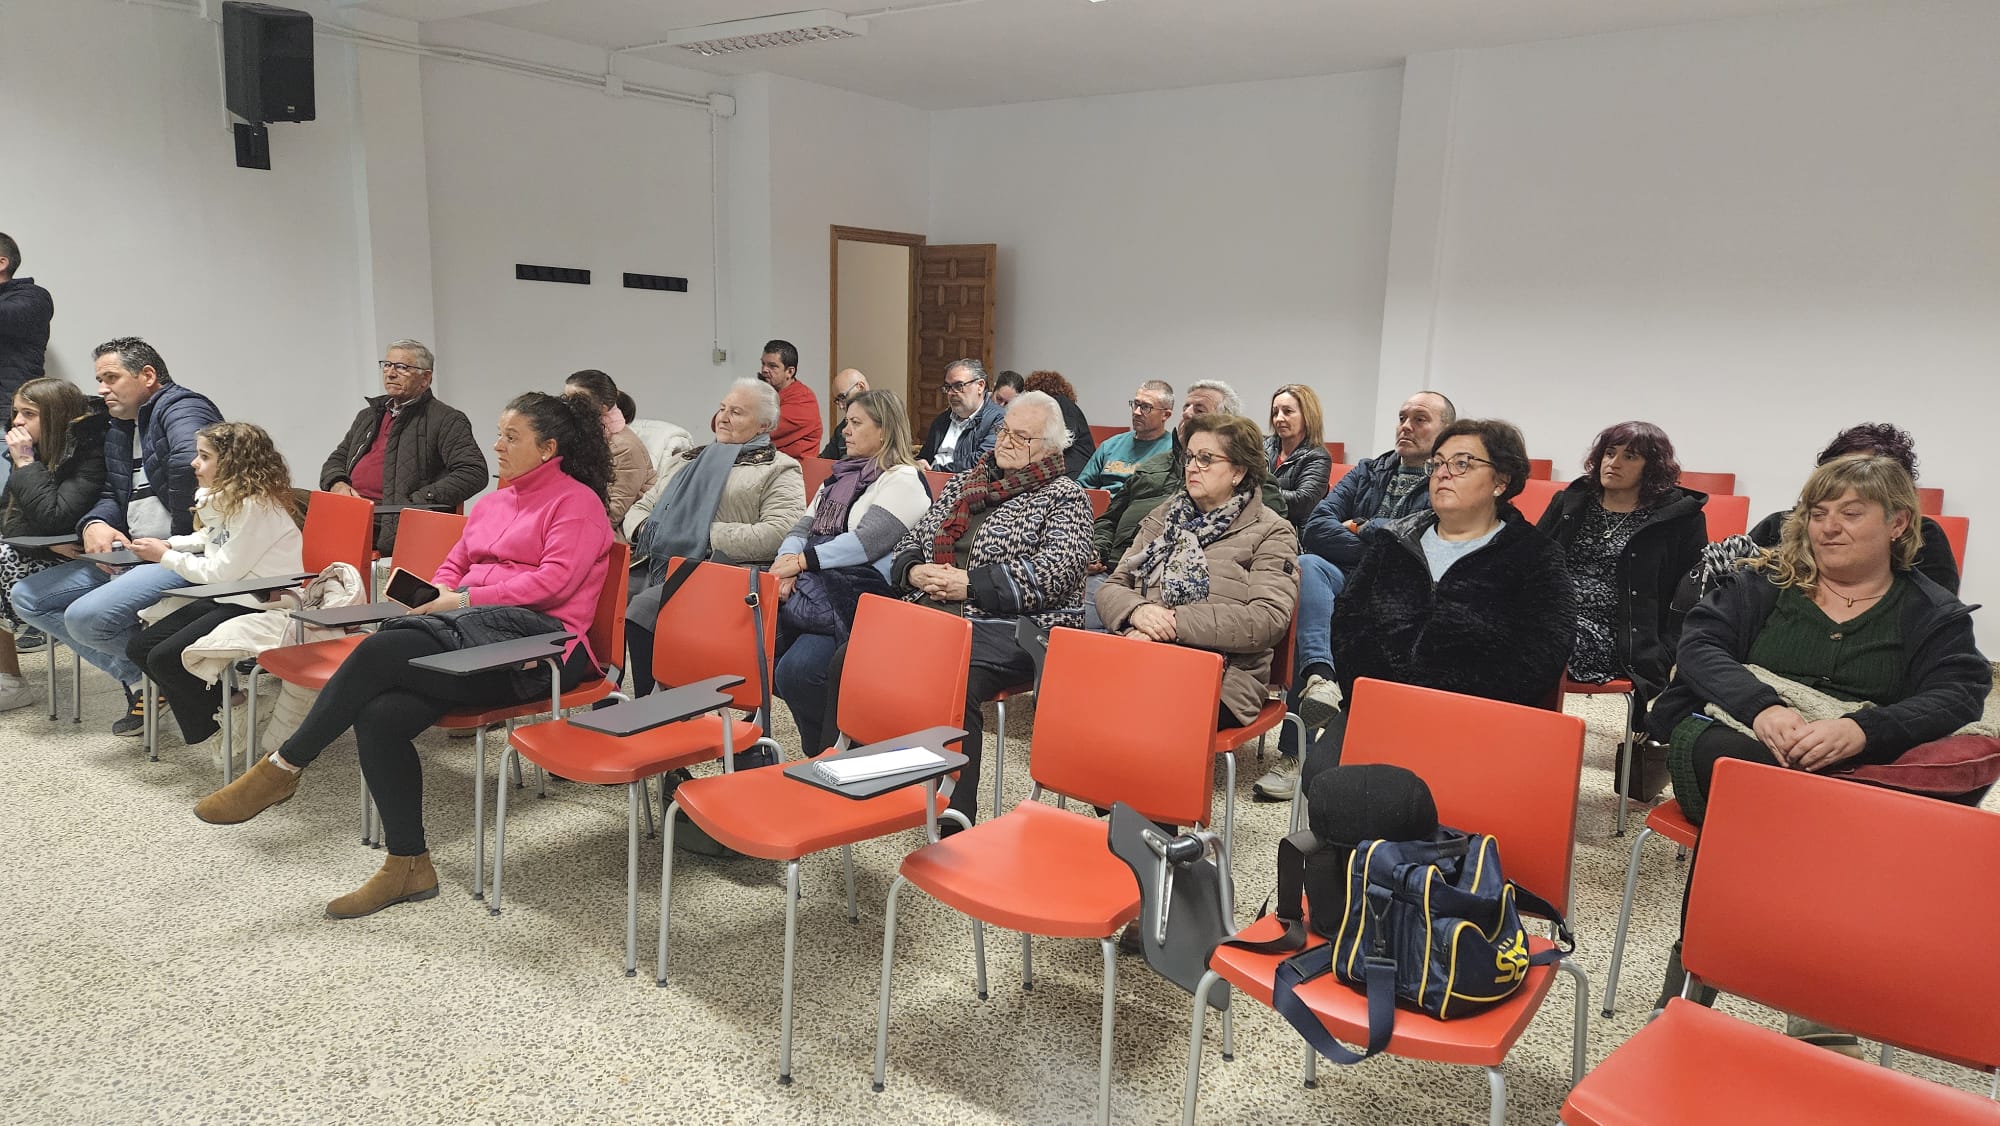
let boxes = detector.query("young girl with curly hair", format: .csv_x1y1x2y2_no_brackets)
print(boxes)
126,422,305,756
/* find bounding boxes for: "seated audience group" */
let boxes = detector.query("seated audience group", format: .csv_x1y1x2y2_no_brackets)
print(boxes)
0,328,1986,960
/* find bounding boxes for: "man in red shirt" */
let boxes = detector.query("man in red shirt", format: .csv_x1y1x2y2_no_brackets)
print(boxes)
758,339,822,459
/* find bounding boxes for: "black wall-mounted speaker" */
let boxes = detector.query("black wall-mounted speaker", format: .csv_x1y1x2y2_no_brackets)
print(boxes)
223,2,315,124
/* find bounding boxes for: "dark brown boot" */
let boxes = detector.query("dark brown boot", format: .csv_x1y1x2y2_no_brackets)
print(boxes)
194,757,301,825
326,853,439,919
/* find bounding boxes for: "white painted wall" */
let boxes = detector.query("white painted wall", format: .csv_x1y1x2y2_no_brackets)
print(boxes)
927,70,1405,456
834,240,913,407
1377,0,2000,613
2,0,385,483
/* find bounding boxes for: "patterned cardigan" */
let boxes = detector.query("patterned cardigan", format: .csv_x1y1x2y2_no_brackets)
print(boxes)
888,469,1095,629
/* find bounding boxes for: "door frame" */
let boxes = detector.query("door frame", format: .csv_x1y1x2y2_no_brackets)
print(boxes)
829,225,924,438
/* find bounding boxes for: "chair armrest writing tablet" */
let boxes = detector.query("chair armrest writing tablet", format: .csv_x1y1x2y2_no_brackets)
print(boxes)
79,549,143,566
784,725,970,800
406,631,572,677
566,675,746,737
168,572,316,600
290,602,409,629
2,533,82,548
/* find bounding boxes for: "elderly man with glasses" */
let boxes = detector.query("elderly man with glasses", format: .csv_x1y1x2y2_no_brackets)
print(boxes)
320,339,488,553
916,358,1005,474
1078,379,1176,497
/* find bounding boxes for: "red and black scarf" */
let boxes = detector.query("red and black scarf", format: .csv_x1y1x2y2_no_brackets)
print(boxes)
930,450,1066,566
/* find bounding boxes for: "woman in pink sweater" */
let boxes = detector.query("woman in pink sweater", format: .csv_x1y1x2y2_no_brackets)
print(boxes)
192,392,614,919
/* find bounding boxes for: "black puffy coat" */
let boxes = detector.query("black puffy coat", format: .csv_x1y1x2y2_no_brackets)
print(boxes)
320,389,489,552
2,400,109,561
1537,480,1708,696
1330,508,1576,709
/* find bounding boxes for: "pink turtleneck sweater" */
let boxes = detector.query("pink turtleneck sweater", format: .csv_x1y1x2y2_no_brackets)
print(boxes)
432,456,613,664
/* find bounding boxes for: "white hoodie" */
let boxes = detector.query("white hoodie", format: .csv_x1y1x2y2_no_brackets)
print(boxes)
158,487,306,608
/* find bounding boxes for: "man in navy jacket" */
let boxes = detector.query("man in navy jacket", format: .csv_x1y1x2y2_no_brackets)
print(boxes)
13,338,222,734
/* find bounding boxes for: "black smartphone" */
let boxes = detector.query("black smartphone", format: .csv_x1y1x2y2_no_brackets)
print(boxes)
384,567,443,609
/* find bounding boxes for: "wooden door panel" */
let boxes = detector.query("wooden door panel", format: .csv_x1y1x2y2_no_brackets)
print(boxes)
914,243,996,435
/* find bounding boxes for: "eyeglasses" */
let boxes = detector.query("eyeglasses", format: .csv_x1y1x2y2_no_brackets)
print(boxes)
378,361,428,376
1127,399,1169,413
995,426,1045,447
833,389,865,405
1425,453,1494,478
1186,451,1234,470
943,377,983,393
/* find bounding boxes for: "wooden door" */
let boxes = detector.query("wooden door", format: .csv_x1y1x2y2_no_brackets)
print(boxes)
912,244,997,436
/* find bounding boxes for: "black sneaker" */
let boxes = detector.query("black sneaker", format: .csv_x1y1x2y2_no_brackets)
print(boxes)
12,626,47,653
112,687,160,738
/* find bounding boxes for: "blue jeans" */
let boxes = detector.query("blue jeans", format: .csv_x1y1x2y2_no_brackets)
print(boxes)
11,560,187,687
1280,554,1347,758
775,631,841,754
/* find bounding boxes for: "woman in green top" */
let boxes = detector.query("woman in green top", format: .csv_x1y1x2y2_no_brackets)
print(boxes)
1648,454,1989,824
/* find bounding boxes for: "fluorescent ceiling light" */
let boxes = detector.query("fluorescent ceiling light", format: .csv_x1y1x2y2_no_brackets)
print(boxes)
665,9,867,57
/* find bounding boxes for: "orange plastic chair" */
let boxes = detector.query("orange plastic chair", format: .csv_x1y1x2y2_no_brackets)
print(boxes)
1513,478,1566,523
1089,424,1123,446
1209,602,1301,866
799,456,835,502
1322,441,1345,463
1933,513,1968,569
1599,798,1698,1017
251,508,467,841
1527,457,1553,481
1562,760,2000,1125
433,541,630,900
1083,487,1112,519
923,468,956,498
1704,494,1750,541
1918,486,1944,516
873,628,1225,1125
1184,678,1589,1126
657,595,972,1082
1559,674,1645,834
1676,470,1735,495
493,557,774,973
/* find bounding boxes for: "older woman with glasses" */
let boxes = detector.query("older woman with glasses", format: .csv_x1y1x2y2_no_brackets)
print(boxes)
1301,418,1576,789
816,389,1093,825
1096,412,1298,730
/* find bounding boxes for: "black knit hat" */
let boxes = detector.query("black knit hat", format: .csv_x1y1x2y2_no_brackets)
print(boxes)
1306,764,1440,847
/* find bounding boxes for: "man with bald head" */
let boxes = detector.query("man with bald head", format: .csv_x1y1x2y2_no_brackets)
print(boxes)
819,367,868,460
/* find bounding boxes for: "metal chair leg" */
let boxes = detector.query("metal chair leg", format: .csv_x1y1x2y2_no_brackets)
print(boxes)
972,919,988,1000
360,787,373,846
642,777,657,840
871,874,908,1093
1182,970,1222,1126
1601,824,1656,1016
1302,1039,1317,1088
45,640,58,721
657,798,682,985
1096,936,1117,1126
842,844,858,923
1220,750,1237,872
625,781,641,976
1614,688,1635,835
1558,958,1591,1081
1021,933,1033,991
243,666,259,776
219,667,234,782
991,696,1008,815
1486,1066,1507,1126
483,734,500,909
71,648,82,724
779,859,801,1084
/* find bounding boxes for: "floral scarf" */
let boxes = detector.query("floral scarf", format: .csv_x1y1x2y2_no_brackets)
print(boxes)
809,457,883,538
931,450,1066,566
1129,489,1250,607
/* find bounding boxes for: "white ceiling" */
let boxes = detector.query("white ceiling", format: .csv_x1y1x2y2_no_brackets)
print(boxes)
356,0,1858,110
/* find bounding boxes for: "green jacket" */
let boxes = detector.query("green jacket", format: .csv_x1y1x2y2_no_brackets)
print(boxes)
1091,440,1289,566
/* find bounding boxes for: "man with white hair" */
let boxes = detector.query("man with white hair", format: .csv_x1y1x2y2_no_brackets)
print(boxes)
321,339,487,553
917,358,1004,473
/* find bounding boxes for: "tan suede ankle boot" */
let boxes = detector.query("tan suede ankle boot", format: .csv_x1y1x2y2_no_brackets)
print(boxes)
326,853,439,919
194,757,302,825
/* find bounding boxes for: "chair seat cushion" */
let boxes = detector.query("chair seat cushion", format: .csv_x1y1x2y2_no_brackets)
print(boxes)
256,635,365,691
1562,999,2000,1126
673,764,939,861
1213,699,1286,754
1208,913,1561,1067
503,707,757,782
1647,800,1700,849
899,801,1138,939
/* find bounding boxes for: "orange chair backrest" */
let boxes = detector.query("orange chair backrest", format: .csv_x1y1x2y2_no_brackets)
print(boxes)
1917,486,1944,516
1689,759,2000,1071
1089,424,1123,446
1932,513,1968,569
923,469,955,499
1267,595,1299,693
648,558,776,712
800,456,835,502
1083,488,1112,520
302,490,376,576
1322,441,1345,463
1340,678,1585,915
397,509,468,583
1326,463,1354,490
588,542,631,679
1526,458,1553,481
834,595,972,752
1029,627,1224,828
1677,470,1736,495
1512,479,1565,524
1704,494,1750,541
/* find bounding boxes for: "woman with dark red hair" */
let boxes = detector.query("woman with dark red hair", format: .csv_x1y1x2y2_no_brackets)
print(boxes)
1023,370,1096,479
1538,421,1707,799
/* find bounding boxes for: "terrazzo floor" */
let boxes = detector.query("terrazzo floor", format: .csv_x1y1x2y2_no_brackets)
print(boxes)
2,647,1994,1125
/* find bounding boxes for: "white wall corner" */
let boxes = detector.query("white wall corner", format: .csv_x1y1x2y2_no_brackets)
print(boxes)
1373,49,1460,454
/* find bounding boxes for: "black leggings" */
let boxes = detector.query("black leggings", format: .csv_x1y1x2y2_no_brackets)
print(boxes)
277,628,596,857
127,601,259,743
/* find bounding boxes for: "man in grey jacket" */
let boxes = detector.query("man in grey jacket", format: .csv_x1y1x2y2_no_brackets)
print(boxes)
320,340,488,553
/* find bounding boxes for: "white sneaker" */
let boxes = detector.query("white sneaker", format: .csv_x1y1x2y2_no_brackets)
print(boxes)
1298,673,1343,730
0,673,34,713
